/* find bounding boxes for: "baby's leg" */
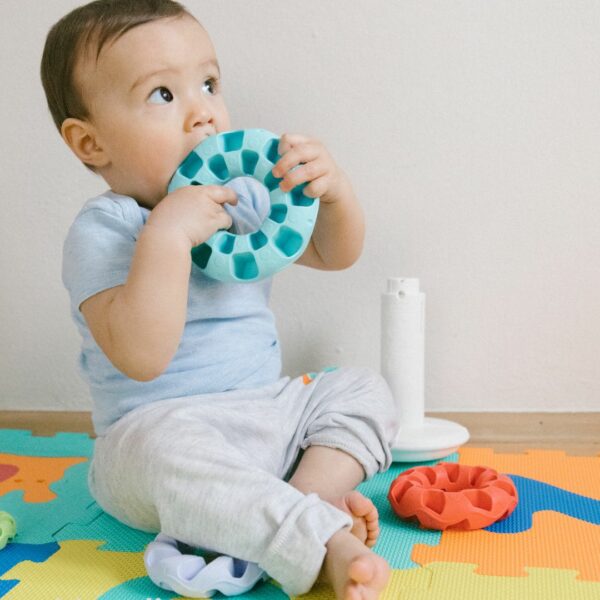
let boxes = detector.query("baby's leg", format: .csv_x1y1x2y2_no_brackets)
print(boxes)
289,366,398,537
88,390,353,597
288,445,380,547
287,367,398,598
289,444,365,498
290,366,398,486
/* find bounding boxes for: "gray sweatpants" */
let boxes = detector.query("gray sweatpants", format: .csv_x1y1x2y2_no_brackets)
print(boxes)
88,367,398,595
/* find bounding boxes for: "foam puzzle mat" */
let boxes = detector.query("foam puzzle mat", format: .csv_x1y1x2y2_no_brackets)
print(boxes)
0,429,599,599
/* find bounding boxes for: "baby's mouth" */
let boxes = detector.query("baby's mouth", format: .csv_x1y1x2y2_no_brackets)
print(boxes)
183,131,214,159
174,130,218,181
198,129,216,143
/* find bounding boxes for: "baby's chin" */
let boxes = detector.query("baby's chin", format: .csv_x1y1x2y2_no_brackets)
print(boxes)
131,184,170,210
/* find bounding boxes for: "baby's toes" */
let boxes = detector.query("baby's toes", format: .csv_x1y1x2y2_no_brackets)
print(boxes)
347,553,390,599
364,506,379,527
346,491,377,520
345,585,364,600
365,526,379,548
348,554,376,585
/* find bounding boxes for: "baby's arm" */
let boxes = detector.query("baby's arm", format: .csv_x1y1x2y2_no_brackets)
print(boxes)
80,185,237,381
297,172,364,270
272,134,365,271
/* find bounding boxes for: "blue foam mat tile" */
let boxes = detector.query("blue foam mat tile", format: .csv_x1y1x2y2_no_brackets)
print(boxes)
486,474,600,533
0,542,58,578
0,579,18,598
0,542,59,598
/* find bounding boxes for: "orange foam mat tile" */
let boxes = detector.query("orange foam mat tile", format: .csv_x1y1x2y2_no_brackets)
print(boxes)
411,511,600,580
0,454,88,503
458,448,600,499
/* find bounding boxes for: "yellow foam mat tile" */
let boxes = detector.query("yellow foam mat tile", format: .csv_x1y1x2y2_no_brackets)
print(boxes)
294,562,600,600
292,578,334,600
1,540,146,599
392,563,600,599
292,566,431,600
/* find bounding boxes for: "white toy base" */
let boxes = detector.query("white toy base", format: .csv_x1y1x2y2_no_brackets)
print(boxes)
391,417,470,463
144,533,266,597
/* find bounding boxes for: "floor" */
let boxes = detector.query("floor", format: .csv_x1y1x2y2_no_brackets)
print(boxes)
0,409,598,599
0,411,598,454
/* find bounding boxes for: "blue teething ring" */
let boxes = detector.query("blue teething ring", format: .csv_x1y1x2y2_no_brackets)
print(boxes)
168,129,320,283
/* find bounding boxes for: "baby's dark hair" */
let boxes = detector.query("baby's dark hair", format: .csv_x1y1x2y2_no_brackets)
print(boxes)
40,0,193,133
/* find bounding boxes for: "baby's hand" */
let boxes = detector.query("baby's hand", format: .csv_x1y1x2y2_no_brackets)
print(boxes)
145,185,238,248
271,133,342,203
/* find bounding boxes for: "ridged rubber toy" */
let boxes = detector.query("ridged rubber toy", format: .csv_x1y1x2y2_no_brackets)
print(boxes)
388,463,518,530
168,129,320,283
0,511,16,549
144,533,266,597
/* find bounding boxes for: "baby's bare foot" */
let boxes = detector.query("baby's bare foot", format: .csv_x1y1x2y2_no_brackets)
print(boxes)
324,528,390,600
328,490,380,548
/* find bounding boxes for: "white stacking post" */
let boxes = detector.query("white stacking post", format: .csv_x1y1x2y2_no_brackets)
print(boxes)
381,278,470,462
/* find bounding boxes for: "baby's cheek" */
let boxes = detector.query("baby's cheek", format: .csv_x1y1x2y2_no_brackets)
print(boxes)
142,146,175,184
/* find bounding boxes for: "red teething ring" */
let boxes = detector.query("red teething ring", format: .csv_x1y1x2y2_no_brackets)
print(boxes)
387,463,518,530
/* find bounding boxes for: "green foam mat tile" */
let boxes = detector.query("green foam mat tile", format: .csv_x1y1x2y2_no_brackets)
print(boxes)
1,462,100,545
357,453,458,569
55,511,154,552
0,430,93,458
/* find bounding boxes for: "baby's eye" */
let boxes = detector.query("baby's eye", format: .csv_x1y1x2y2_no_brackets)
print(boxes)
148,86,174,104
202,78,218,95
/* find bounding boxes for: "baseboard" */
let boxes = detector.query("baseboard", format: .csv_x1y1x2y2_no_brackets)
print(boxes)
0,411,598,454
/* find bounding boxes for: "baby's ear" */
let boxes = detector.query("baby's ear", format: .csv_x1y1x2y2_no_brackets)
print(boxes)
61,118,109,168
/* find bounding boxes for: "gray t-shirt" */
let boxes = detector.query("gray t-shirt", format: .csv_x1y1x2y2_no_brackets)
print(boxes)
62,177,281,435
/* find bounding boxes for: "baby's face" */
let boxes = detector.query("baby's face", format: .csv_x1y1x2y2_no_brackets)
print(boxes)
77,15,231,208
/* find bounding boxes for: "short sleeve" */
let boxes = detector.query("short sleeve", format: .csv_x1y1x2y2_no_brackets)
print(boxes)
62,194,145,311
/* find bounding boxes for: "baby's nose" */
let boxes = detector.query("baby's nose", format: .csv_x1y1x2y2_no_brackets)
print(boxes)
184,99,212,131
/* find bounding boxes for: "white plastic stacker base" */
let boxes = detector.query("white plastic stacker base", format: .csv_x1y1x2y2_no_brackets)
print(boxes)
381,277,470,463
390,416,470,463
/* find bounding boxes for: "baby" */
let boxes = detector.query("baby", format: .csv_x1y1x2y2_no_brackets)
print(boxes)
41,1,398,598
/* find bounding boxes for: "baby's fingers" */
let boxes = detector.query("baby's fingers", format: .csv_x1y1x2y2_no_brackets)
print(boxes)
217,206,233,231
302,174,330,198
272,143,320,179
277,132,312,155
204,185,238,205
279,159,327,193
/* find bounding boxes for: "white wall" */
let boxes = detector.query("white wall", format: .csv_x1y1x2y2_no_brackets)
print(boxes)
1,1,598,412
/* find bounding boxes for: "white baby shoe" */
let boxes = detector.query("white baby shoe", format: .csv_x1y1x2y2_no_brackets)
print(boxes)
144,533,266,597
